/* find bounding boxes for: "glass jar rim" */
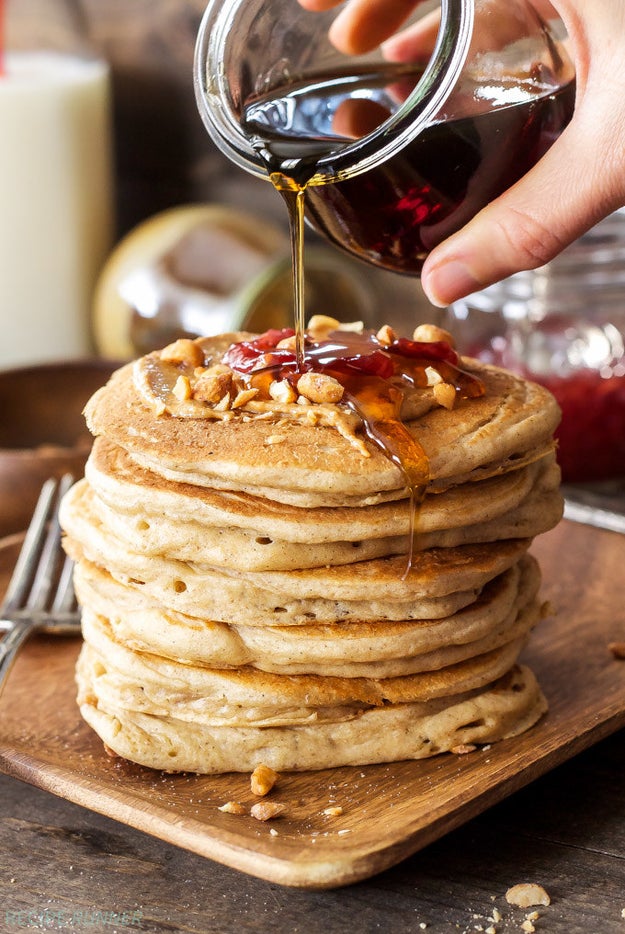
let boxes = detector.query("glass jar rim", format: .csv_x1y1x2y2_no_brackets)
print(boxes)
193,0,475,185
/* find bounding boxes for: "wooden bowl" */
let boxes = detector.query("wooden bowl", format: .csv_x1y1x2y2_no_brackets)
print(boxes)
0,359,118,537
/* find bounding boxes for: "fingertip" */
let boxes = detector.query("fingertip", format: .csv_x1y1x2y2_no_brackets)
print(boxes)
421,258,483,307
297,0,342,10
328,15,378,55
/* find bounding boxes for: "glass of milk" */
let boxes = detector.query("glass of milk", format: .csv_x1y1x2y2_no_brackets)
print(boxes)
0,0,115,368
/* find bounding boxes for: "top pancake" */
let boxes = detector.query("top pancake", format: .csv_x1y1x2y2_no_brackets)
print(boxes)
84,334,561,506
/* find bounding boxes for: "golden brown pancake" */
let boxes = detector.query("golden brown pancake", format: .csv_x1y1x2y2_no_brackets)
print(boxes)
80,441,562,569
62,325,561,772
84,339,561,506
72,554,542,677
76,654,547,772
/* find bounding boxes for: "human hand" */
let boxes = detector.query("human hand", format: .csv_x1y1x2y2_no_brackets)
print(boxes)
298,0,625,307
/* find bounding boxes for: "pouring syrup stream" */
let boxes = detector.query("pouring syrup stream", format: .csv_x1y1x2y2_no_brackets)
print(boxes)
278,182,307,372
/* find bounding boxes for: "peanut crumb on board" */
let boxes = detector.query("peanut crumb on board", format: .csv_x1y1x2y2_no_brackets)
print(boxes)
217,801,247,815
608,641,625,659
250,801,286,822
451,743,477,755
323,806,344,816
250,763,279,796
505,883,551,908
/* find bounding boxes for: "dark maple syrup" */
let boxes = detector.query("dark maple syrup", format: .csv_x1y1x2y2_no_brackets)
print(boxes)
242,65,575,274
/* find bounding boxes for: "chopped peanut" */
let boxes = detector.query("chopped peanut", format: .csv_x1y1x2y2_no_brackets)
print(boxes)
297,371,344,404
193,371,232,404
218,801,247,815
172,375,192,401
425,365,443,386
213,392,232,411
451,743,477,755
307,315,340,338
232,387,259,409
505,884,551,908
160,338,204,367
376,324,395,345
413,323,455,347
251,764,279,796
250,801,286,822
433,382,456,409
269,379,298,405
323,806,344,816
608,641,625,659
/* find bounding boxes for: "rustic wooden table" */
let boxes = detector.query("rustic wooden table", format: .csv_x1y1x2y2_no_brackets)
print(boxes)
1,728,624,934
1,511,625,932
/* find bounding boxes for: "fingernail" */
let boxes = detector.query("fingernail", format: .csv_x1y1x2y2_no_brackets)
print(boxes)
422,260,482,308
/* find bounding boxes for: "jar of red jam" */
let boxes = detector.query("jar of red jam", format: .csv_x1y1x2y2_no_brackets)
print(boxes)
444,209,625,484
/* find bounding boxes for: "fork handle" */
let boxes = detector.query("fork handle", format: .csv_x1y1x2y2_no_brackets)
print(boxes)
0,622,36,699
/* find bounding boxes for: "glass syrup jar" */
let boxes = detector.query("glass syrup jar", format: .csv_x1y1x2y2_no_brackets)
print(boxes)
194,0,574,277
0,0,114,368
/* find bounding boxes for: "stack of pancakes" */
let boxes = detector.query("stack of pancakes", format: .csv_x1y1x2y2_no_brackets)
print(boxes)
60,324,563,773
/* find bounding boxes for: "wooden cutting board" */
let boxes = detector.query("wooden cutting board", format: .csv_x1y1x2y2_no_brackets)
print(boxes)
1,520,625,890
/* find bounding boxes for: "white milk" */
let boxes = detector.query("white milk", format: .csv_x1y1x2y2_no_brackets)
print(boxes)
0,52,114,368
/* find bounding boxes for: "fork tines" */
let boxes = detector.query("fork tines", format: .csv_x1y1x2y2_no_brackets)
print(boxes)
1,474,77,627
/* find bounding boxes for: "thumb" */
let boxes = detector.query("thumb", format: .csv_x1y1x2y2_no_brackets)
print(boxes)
420,110,625,307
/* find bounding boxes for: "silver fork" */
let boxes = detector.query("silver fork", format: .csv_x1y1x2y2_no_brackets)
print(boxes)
0,474,81,698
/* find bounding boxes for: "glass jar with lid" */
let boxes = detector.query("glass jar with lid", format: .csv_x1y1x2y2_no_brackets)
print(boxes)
0,0,114,368
194,0,574,276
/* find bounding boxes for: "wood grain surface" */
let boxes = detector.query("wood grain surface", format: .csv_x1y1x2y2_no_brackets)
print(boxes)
2,731,625,933
1,520,625,890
